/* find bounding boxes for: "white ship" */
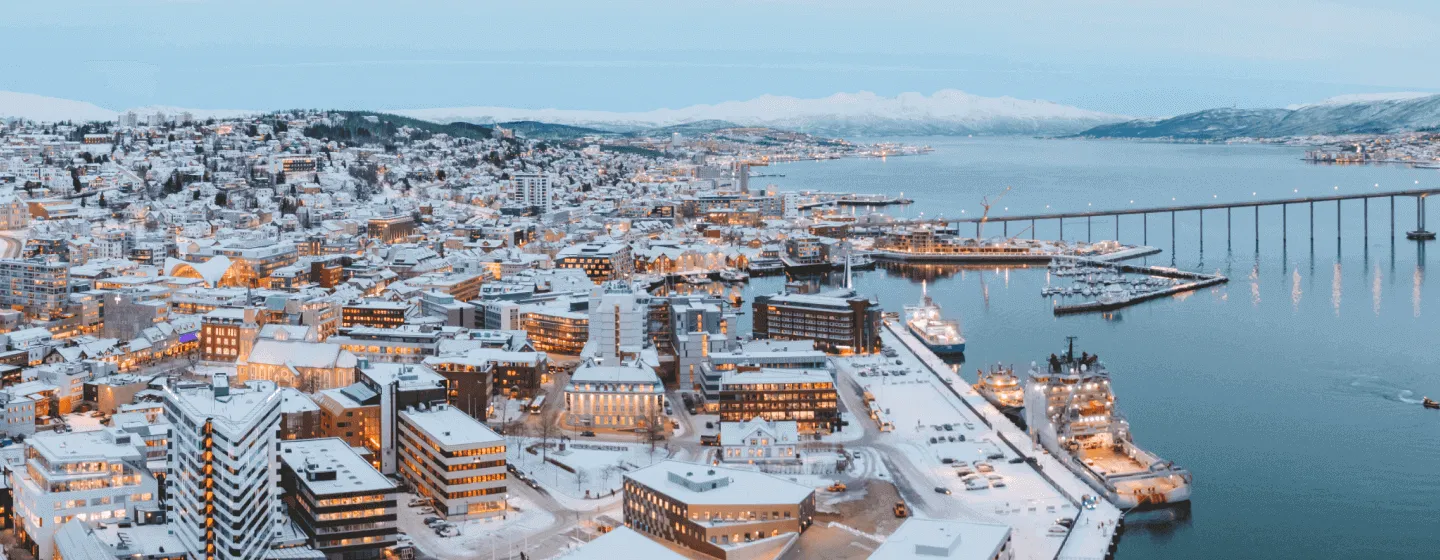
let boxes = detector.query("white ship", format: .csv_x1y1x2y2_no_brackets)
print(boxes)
1024,337,1192,509
904,281,966,354
974,363,1023,411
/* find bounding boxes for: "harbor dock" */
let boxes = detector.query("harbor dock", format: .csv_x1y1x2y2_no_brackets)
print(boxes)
835,322,1123,560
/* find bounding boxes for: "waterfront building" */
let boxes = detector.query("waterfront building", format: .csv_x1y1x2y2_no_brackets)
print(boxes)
162,377,285,560
555,242,634,283
278,438,400,559
396,404,507,519
751,290,882,355
717,368,839,434
622,460,815,560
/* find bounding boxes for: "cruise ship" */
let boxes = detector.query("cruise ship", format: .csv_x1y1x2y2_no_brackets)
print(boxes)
974,364,1023,411
1023,338,1192,509
904,282,966,354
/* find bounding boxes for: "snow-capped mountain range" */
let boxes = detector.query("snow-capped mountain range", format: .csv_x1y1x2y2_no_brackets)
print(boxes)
0,91,256,123
395,90,1127,136
0,89,1125,136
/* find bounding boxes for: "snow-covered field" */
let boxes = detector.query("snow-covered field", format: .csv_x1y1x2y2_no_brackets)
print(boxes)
507,437,685,507
396,493,555,560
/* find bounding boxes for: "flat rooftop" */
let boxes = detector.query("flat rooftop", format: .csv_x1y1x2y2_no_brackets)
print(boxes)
280,438,395,496
625,460,813,507
399,405,502,449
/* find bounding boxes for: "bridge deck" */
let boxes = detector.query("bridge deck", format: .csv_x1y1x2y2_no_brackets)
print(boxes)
946,188,1440,224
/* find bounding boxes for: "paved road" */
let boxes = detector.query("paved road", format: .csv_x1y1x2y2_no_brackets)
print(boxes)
0,232,23,258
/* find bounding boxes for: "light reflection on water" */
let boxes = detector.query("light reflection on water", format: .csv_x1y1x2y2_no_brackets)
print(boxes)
751,137,1440,560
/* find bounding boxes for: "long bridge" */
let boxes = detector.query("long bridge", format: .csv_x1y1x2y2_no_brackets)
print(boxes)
935,188,1440,244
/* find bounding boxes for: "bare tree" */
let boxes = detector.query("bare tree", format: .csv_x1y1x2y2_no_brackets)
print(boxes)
576,469,590,494
539,408,561,464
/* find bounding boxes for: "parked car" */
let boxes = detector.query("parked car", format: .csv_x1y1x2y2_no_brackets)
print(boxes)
580,431,596,437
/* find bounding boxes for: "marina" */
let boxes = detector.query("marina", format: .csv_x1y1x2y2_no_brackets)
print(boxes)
1045,258,1229,315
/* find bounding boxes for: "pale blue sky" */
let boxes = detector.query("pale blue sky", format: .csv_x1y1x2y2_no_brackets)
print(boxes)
3,0,1437,116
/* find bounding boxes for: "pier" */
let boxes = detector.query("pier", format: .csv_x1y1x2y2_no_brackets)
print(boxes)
936,188,1440,243
1048,258,1228,316
862,322,1124,560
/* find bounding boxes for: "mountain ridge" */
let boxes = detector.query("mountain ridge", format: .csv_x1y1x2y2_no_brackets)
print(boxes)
1077,94,1440,140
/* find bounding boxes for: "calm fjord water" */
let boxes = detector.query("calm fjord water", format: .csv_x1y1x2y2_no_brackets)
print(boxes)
754,137,1440,559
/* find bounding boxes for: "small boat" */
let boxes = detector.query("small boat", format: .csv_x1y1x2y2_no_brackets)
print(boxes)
718,270,749,283
1424,397,1439,409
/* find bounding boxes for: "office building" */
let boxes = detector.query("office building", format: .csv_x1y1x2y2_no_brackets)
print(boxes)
751,290,882,355
564,363,664,430
623,460,815,560
342,301,409,328
717,368,839,434
396,405,506,519
11,428,160,560
867,518,1014,560
278,438,400,559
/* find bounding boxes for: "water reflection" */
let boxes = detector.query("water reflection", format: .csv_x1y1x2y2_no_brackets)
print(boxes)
1332,262,1342,316
1291,268,1303,310
1372,262,1383,316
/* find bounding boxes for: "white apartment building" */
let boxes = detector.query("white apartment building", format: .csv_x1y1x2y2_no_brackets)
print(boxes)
587,282,646,366
11,428,159,560
397,404,507,520
163,376,285,560
510,172,552,211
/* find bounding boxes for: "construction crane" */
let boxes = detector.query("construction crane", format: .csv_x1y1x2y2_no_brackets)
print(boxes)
977,186,1012,239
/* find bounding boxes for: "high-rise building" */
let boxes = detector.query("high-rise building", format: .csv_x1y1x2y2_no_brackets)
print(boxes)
588,282,646,366
510,172,552,212
0,257,70,319
163,376,285,560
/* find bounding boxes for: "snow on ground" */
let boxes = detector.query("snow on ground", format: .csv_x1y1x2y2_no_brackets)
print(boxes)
396,492,554,560
61,412,106,433
507,437,682,506
820,411,866,443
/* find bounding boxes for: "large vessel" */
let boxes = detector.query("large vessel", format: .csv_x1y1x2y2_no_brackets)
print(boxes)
904,281,966,354
974,364,1023,411
1024,338,1192,509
